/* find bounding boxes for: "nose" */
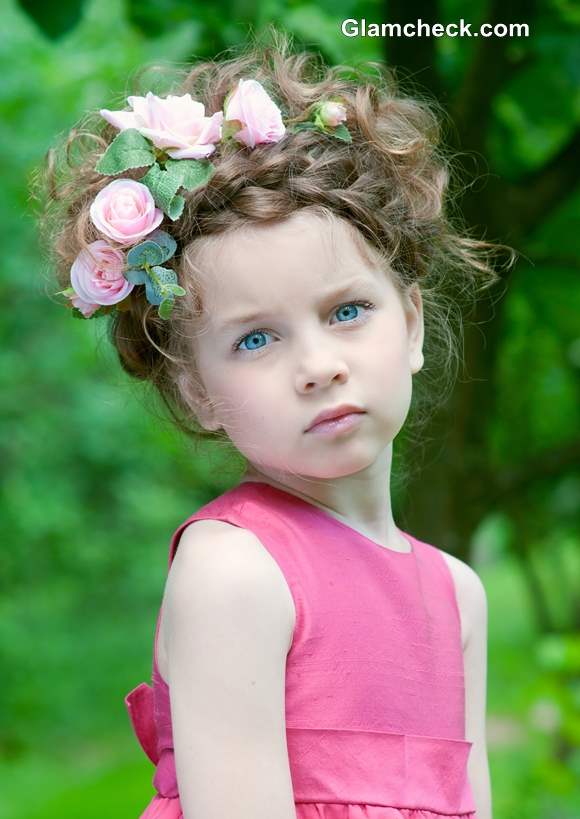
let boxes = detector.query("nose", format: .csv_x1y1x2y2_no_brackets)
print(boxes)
295,348,350,393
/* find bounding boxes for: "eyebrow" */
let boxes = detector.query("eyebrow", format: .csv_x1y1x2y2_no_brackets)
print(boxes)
216,276,379,330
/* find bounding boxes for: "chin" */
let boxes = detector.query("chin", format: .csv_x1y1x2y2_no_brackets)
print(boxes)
289,449,381,480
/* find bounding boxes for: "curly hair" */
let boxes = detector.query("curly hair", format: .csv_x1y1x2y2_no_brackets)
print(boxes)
33,27,510,468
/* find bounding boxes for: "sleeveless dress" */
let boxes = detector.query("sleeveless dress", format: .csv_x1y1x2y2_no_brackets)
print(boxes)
125,480,476,818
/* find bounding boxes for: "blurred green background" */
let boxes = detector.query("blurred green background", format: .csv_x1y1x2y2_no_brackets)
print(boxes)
1,0,579,817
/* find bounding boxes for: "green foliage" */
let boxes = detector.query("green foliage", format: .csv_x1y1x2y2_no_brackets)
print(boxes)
124,266,149,284
331,122,351,142
147,228,177,260
144,264,180,306
94,128,156,175
112,232,184,315
127,240,165,269
140,158,216,220
289,120,353,142
15,0,85,39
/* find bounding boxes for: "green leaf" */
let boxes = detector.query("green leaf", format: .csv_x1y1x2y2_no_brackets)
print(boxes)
287,120,352,143
139,162,185,221
139,159,214,220
144,279,163,306
56,286,76,297
143,264,180,306
332,123,352,143
150,265,178,286
289,122,319,133
126,240,164,268
146,229,177,262
158,298,175,320
313,111,329,131
124,267,149,285
95,128,156,175
164,284,186,296
165,159,215,192
166,195,185,221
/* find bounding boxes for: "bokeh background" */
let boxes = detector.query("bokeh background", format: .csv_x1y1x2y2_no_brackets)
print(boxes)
1,1,579,817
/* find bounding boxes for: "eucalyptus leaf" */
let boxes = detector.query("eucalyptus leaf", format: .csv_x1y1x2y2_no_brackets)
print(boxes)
95,128,156,175
126,240,164,268
144,279,163,306
146,229,177,262
158,298,175,320
124,267,149,285
150,265,178,284
142,264,179,305
164,284,186,296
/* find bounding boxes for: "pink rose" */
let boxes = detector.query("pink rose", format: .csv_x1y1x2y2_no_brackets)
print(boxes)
319,101,347,128
223,79,285,148
70,240,134,312
100,92,224,160
90,179,163,246
70,294,101,318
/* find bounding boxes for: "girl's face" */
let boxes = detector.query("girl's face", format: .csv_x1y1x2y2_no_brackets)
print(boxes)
190,210,424,480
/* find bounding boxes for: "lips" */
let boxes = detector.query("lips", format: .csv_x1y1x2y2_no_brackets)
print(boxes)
305,404,365,432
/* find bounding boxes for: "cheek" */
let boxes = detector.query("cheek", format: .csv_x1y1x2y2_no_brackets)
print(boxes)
365,321,410,382
204,362,277,422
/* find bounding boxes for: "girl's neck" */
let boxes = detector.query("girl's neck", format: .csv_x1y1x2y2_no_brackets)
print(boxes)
239,447,407,552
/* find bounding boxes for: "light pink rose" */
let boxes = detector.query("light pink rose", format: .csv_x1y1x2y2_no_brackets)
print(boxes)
223,79,285,148
319,101,347,128
100,92,224,160
70,294,101,318
70,240,134,312
90,179,163,246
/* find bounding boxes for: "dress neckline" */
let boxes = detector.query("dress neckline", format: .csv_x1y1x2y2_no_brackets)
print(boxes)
238,480,415,556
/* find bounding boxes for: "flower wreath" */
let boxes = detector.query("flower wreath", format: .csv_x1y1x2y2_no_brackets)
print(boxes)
56,79,351,321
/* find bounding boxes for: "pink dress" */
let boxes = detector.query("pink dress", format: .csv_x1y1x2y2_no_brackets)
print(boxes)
125,480,476,818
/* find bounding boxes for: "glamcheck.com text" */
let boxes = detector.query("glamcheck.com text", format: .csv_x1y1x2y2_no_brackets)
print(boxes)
342,19,530,38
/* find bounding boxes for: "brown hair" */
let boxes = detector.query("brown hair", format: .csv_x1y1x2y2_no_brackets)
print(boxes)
33,26,512,469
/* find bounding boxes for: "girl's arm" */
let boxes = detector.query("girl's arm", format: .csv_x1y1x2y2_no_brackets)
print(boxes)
461,562,492,819
163,519,298,819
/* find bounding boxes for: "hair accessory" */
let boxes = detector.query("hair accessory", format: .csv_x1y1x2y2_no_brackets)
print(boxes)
57,80,351,320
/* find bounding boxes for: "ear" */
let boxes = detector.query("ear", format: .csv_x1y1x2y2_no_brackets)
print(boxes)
195,400,222,433
404,283,424,375
178,371,222,432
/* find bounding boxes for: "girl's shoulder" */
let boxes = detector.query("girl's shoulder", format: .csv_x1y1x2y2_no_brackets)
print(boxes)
157,518,296,683
436,546,482,652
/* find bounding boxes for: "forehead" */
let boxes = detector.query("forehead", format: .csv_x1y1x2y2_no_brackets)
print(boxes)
195,211,386,322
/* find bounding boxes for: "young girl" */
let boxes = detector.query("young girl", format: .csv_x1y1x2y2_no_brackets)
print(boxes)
39,29,497,819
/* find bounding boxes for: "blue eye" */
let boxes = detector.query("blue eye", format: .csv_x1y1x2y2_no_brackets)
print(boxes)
335,303,363,322
232,300,375,353
236,330,273,352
